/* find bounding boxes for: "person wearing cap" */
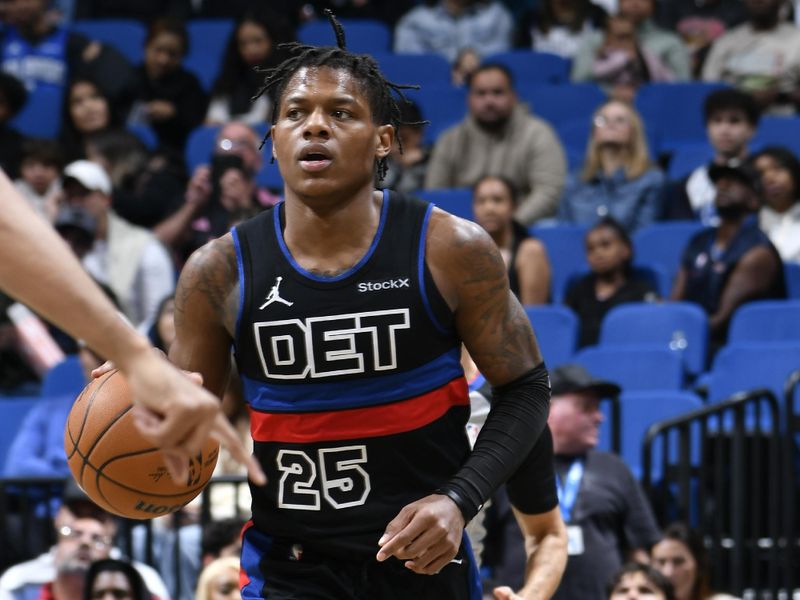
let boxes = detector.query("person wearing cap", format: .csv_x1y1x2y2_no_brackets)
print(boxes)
671,160,786,356
0,480,170,600
61,159,175,329
546,364,661,600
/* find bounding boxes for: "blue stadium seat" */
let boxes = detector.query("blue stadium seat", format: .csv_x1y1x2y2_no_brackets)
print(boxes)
71,19,146,64
404,84,467,145
483,51,571,84
728,300,800,344
127,124,158,150
633,220,705,287
523,305,578,367
529,224,588,303
667,144,714,180
786,263,800,299
372,53,451,86
751,116,800,157
185,19,235,91
574,345,685,391
599,302,709,376
516,83,606,127
11,86,63,139
414,188,472,220
0,397,38,472
706,342,800,406
620,390,704,478
298,19,391,54
635,82,729,154
41,355,85,399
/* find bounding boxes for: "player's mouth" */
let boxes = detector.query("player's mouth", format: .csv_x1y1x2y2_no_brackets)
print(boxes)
298,144,333,172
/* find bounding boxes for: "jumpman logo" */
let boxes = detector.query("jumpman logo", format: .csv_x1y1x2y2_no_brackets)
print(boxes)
260,276,294,309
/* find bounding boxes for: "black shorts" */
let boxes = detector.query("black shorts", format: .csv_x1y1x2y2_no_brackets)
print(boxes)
241,524,482,600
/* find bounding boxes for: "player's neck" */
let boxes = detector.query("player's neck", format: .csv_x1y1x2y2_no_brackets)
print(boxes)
282,187,384,268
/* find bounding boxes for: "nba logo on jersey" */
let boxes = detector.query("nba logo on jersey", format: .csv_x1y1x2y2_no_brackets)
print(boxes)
253,308,411,380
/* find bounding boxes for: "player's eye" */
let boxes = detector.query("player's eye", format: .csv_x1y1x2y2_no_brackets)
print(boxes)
286,108,302,119
332,110,350,119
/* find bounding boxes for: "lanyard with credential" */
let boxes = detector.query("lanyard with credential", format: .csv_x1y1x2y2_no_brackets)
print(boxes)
555,460,584,524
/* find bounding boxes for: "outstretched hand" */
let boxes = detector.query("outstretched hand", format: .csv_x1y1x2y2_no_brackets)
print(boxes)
93,351,266,486
493,586,523,600
376,494,464,575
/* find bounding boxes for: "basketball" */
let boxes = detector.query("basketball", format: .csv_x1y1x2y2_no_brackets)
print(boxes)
64,370,219,520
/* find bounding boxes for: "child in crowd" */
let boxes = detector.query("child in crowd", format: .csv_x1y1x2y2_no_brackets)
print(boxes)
14,138,64,221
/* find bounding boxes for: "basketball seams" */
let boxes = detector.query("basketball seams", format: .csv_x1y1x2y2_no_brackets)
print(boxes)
66,370,114,460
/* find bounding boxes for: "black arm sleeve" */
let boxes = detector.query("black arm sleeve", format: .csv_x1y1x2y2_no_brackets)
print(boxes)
506,425,558,515
436,362,551,522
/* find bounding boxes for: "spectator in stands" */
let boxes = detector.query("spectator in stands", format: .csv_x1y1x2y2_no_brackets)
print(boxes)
702,0,800,115
83,559,151,600
752,146,800,264
0,72,27,179
200,519,245,567
0,480,169,600
60,77,126,162
0,0,135,105
472,175,551,304
380,99,430,194
451,47,481,87
558,100,663,232
206,10,292,127
588,14,675,102
609,562,675,600
60,159,175,328
546,364,662,600
655,0,746,77
671,162,786,354
127,18,207,154
426,64,567,225
14,138,64,221
73,0,192,22
566,217,659,347
195,556,241,600
573,0,691,83
148,295,176,354
662,89,760,225
85,129,186,231
516,0,607,60
157,122,276,259
394,0,513,63
651,522,738,600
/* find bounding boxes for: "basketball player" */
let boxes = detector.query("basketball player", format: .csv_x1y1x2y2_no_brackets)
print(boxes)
169,13,554,599
0,169,264,486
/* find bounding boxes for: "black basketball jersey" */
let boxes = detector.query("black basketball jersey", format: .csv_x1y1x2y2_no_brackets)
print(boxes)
232,190,470,557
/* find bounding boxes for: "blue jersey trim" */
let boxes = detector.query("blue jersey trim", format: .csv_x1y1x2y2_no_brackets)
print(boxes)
418,203,448,335
273,189,390,282
231,226,246,337
461,531,483,600
241,524,271,600
243,347,463,412
468,373,486,393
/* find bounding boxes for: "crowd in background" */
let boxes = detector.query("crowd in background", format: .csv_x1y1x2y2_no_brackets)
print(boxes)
0,0,797,598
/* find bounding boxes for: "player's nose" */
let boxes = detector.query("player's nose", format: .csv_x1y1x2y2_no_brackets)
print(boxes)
303,107,330,140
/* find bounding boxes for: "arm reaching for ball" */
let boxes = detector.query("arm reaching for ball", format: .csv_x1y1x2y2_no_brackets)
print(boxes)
0,169,264,485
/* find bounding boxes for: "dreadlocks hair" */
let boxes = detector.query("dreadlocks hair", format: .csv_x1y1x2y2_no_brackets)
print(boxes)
253,9,427,181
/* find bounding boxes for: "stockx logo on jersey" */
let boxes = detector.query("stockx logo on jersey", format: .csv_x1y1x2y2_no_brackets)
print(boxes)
253,309,411,379
357,278,410,293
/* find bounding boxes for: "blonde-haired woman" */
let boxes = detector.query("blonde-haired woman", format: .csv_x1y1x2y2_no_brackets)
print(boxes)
558,100,664,232
196,556,241,600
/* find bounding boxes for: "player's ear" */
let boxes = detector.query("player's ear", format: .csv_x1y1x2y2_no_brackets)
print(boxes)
374,124,393,160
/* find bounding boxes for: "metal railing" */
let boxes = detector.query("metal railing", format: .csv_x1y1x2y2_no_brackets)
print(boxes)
642,389,784,596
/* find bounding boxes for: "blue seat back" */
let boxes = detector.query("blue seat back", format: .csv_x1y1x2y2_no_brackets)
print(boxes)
633,220,705,286
667,144,714,180
11,86,63,139
298,19,391,54
750,116,800,157
404,84,467,145
185,19,235,91
575,345,685,391
785,263,800,299
71,19,146,64
483,51,571,84
523,305,578,368
516,83,606,127
728,300,800,344
529,224,588,303
414,188,473,221
599,302,709,376
0,397,39,472
372,53,451,86
41,355,85,399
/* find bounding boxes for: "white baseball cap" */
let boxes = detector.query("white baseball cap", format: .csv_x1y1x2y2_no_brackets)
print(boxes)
63,160,112,195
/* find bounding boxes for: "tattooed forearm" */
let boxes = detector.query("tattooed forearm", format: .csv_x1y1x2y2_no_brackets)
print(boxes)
175,235,240,337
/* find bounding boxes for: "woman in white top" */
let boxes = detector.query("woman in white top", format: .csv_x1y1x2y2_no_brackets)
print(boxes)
752,146,800,264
